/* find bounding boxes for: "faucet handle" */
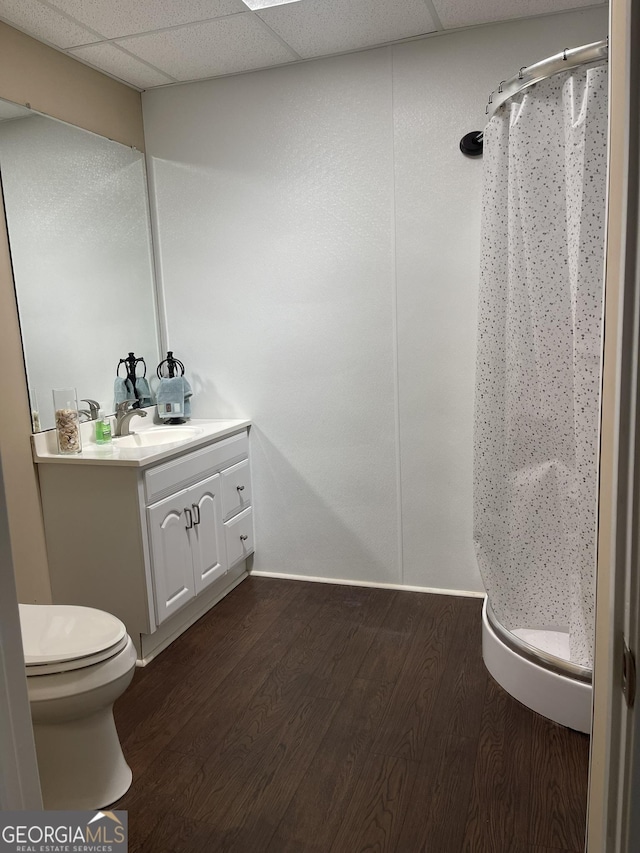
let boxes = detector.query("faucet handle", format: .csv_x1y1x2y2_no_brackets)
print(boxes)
81,399,101,419
116,399,133,415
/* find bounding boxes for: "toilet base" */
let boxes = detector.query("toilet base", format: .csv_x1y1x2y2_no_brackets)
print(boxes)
33,706,132,810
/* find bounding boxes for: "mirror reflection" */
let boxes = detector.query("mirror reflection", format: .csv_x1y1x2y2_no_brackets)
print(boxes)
0,99,160,432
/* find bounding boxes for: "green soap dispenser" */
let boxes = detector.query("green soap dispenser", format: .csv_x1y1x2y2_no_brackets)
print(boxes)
95,410,112,445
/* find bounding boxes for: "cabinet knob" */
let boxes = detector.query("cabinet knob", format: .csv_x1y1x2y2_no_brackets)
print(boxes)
237,485,245,492
240,534,248,541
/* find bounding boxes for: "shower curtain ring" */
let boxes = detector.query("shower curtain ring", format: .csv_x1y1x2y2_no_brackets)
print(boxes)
563,48,568,60
485,104,489,115
488,91,494,104
518,66,526,79
498,80,506,93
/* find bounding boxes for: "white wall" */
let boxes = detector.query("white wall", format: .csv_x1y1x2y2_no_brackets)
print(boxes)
142,6,607,593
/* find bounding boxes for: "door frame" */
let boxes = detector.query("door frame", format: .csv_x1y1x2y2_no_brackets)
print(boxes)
0,456,42,809
588,0,640,848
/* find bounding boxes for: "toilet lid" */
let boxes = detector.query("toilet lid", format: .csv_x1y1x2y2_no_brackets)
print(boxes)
19,604,127,668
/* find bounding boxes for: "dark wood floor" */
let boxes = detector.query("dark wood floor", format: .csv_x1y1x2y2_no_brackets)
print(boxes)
113,577,589,853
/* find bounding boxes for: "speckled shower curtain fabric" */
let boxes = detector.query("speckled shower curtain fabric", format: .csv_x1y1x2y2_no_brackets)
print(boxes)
473,64,608,668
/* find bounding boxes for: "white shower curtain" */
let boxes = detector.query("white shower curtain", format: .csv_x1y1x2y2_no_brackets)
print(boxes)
474,64,608,667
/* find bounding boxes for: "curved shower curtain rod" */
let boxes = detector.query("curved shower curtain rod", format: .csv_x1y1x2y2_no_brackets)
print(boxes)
459,39,607,157
485,38,608,120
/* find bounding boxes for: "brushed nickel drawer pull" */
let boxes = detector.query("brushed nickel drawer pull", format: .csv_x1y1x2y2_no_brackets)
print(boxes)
184,508,193,530
240,534,248,541
237,485,245,491
192,504,201,525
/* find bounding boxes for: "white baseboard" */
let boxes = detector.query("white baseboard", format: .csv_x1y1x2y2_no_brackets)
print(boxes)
248,570,486,599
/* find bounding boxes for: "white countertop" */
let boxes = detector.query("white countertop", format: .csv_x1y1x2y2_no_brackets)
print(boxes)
32,415,251,468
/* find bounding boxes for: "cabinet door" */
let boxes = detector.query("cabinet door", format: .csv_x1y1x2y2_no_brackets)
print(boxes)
147,490,195,624
188,473,228,594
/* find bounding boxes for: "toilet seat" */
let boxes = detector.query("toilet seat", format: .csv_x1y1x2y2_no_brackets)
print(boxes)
25,635,130,675
19,603,128,675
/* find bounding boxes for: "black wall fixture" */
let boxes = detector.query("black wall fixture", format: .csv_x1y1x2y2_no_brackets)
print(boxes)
459,131,483,157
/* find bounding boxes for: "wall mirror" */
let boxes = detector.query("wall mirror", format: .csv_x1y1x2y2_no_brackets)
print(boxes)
0,97,160,432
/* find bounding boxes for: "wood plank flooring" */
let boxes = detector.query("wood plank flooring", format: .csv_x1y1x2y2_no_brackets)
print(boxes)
113,577,589,853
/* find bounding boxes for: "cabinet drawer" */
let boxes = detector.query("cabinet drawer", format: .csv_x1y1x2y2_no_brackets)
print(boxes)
144,431,248,504
224,507,254,567
221,459,252,520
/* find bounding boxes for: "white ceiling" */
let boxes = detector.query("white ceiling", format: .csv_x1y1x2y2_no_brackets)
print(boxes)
0,0,606,91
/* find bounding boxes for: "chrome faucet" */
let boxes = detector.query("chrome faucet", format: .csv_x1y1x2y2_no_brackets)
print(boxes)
114,401,147,437
81,399,101,420
78,398,101,422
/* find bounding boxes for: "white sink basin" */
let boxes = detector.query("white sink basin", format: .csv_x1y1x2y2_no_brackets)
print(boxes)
113,426,203,448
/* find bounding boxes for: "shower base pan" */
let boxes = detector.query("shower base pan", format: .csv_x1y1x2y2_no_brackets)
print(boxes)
482,599,592,733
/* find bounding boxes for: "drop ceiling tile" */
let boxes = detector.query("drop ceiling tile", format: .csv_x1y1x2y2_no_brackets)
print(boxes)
256,0,438,58
432,0,604,29
116,14,297,81
0,0,100,48
46,0,246,40
69,42,175,89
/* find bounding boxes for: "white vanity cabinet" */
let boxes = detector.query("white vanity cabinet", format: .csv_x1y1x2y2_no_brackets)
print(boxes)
145,435,254,624
35,421,254,662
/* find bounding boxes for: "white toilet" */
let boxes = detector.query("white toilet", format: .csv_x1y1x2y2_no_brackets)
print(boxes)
19,603,137,810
